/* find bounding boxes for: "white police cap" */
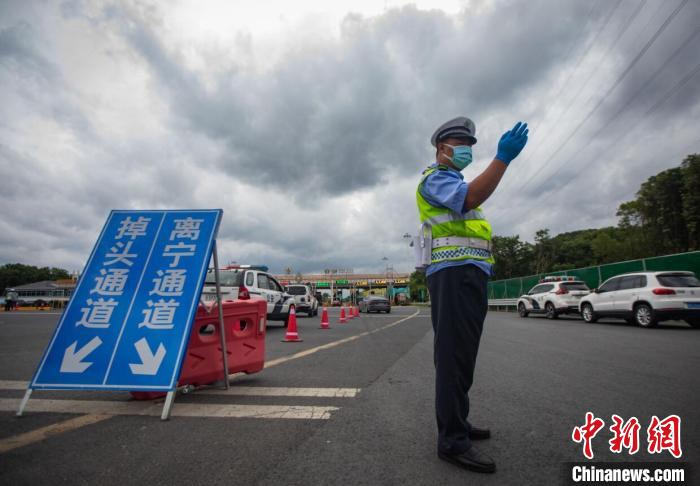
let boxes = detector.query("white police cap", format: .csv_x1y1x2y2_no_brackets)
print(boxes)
431,116,477,147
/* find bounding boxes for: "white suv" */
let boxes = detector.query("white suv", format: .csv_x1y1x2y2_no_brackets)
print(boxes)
578,271,700,328
201,265,296,326
517,277,591,319
285,284,318,317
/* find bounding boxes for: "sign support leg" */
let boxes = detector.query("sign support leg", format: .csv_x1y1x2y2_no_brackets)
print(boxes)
160,391,175,421
212,240,230,389
16,388,33,417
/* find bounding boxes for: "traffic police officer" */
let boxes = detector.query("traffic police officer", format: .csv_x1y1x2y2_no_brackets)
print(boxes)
417,117,529,473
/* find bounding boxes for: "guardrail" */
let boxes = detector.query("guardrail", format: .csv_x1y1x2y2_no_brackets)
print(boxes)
488,298,518,312
487,250,700,300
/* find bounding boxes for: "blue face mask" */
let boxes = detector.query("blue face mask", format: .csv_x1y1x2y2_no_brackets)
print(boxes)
443,143,473,170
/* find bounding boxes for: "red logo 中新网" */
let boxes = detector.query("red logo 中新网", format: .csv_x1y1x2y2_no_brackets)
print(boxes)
572,413,682,460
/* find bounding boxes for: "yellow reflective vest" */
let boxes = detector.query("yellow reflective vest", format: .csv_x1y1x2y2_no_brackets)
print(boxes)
416,165,495,265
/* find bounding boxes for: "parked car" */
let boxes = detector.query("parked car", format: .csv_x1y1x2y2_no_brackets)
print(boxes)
285,284,319,316
201,265,296,326
359,296,391,313
578,271,700,328
517,276,591,319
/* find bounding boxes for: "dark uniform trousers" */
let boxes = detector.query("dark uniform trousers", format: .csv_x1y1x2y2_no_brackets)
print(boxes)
427,263,489,454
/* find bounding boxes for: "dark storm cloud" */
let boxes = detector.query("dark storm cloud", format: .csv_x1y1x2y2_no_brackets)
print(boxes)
102,1,597,197
492,0,700,226
2,0,699,274
0,22,58,81
0,12,101,146
597,0,700,120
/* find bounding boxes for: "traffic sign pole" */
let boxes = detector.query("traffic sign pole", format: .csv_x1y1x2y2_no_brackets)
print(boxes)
16,389,32,417
161,390,176,421
212,240,230,389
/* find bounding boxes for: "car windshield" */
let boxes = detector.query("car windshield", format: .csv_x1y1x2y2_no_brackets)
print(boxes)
286,286,307,295
561,282,589,291
656,274,700,287
369,297,388,301
204,270,244,287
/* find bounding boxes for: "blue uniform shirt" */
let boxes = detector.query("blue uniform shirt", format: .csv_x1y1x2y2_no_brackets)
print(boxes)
419,163,494,278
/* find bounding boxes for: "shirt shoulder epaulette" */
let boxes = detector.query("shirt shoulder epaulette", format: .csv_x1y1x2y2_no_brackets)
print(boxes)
421,164,448,177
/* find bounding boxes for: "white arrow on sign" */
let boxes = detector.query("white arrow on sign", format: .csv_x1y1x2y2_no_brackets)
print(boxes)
60,337,103,373
129,337,166,375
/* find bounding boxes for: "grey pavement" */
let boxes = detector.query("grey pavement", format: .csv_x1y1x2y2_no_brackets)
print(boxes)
0,307,697,485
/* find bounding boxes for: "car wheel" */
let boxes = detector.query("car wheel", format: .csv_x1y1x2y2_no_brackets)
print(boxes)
581,303,597,323
685,318,700,328
545,302,558,320
633,303,657,328
518,303,529,318
387,308,391,313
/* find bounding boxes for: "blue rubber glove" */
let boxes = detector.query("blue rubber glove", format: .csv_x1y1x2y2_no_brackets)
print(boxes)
495,121,529,165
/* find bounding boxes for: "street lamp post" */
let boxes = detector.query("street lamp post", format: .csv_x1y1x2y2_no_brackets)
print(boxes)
382,256,394,302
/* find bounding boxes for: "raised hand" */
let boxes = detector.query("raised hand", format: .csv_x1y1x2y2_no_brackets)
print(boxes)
495,121,529,165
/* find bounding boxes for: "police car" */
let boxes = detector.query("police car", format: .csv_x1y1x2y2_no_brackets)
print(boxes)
201,265,296,326
517,276,591,319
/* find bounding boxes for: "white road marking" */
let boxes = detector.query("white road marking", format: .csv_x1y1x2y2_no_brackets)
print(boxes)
0,414,111,454
264,308,420,369
197,386,360,397
0,381,359,398
0,380,27,390
0,398,338,420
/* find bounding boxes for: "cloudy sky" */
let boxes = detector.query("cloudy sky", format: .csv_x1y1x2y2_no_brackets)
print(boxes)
1,0,699,275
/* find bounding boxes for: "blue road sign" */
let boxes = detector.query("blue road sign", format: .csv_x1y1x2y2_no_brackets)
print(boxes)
30,209,223,391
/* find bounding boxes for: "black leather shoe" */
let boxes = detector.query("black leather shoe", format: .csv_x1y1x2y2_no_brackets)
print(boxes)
469,426,491,440
438,445,496,473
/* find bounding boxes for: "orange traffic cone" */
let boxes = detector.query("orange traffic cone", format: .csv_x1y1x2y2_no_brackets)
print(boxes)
320,307,330,329
354,306,359,317
282,307,303,342
347,305,354,320
339,306,347,323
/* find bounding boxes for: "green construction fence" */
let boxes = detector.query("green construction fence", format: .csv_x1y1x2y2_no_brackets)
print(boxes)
487,251,700,300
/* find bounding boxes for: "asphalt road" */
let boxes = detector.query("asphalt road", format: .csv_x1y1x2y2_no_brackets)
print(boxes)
0,307,697,485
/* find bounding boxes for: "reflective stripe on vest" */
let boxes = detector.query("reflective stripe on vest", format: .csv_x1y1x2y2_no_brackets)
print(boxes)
432,246,493,263
425,209,484,226
416,165,495,265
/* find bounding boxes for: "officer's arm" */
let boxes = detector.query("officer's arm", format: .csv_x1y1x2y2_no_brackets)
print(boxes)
463,160,507,211
463,121,529,211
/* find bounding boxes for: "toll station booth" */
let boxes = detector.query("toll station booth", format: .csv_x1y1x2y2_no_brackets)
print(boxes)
275,273,410,305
